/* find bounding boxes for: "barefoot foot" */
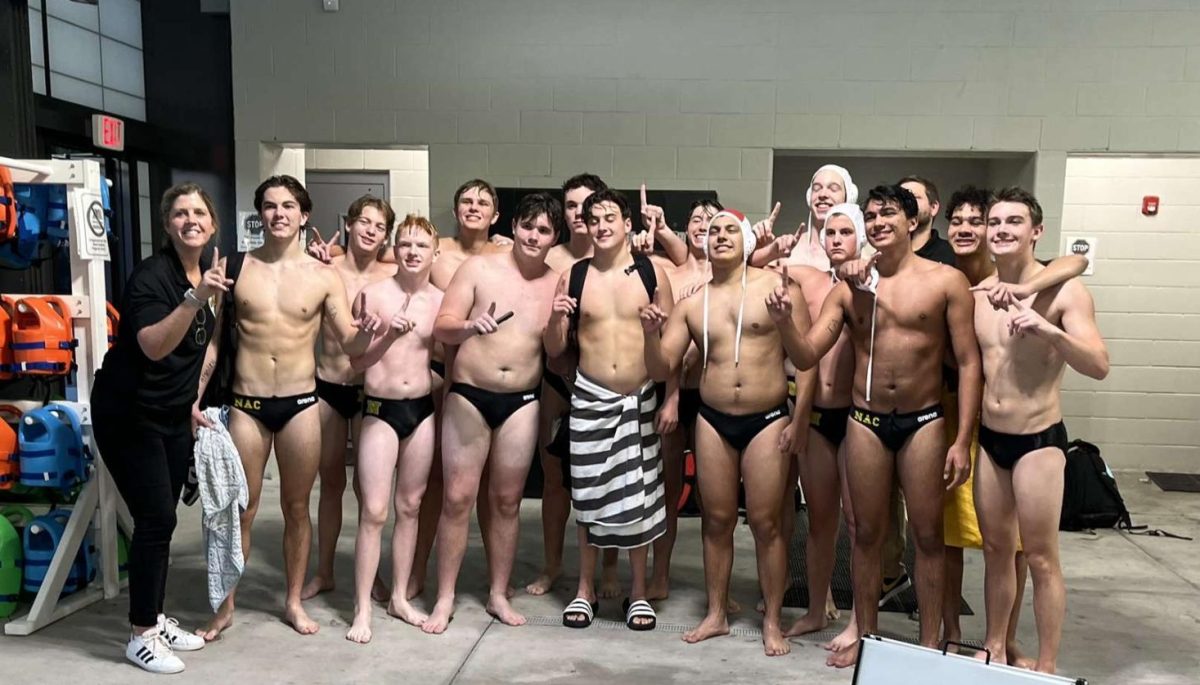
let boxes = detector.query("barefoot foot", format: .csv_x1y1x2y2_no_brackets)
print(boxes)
525,569,559,596
764,622,791,657
1007,642,1036,669
976,643,1008,666
682,613,730,644
196,605,234,642
784,611,829,638
486,595,527,627
345,611,372,644
387,597,429,627
823,620,859,653
421,598,454,635
284,604,320,635
826,640,860,668
300,575,333,601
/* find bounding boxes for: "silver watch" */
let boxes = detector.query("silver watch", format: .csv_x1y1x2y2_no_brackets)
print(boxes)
183,288,205,309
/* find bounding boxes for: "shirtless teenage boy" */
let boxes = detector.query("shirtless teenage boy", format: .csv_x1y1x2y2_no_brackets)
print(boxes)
642,209,813,656
973,187,1108,674
938,186,1089,662
302,196,398,601
344,217,443,643
423,192,562,633
546,189,674,632
411,179,510,599
198,175,378,639
528,174,623,599
791,184,982,668
783,204,865,639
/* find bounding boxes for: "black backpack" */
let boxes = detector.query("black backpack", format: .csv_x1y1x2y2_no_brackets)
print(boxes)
1060,439,1132,531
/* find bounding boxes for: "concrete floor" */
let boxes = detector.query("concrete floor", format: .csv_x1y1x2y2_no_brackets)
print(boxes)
2,471,1198,684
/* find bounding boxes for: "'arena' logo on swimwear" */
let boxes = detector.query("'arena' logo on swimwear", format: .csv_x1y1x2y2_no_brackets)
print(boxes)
522,394,535,401
917,411,939,423
233,397,261,410
765,409,783,421
297,396,317,406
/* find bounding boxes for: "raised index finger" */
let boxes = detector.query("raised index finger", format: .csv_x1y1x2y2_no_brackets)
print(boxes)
768,202,781,225
487,301,497,316
212,246,220,267
355,290,367,314
640,183,648,208
781,264,789,285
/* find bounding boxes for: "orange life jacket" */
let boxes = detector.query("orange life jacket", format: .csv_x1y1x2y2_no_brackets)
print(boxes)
0,298,14,381
106,302,119,350
11,296,76,376
0,405,20,491
0,166,16,243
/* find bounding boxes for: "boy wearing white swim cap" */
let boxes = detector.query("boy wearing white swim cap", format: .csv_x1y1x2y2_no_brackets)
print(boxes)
642,208,815,657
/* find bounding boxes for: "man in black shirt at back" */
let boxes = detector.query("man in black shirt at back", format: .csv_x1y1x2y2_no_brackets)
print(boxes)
900,176,956,266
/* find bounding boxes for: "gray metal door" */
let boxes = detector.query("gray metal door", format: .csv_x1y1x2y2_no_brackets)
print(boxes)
304,171,388,246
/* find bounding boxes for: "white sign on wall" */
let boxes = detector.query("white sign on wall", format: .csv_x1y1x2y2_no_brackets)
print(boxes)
1063,236,1098,276
237,211,264,252
74,190,111,261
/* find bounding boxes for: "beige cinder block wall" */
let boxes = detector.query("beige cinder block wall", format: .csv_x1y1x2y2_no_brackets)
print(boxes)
230,1,1200,468
1060,156,1200,471
232,2,1200,233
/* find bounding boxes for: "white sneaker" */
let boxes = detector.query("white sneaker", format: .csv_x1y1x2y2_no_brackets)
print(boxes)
126,627,185,674
158,614,205,652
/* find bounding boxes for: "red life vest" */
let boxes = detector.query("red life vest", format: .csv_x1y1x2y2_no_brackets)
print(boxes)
0,299,14,381
11,296,76,376
0,405,20,491
0,166,16,244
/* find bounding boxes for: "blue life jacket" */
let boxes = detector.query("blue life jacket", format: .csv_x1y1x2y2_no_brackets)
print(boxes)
18,404,87,491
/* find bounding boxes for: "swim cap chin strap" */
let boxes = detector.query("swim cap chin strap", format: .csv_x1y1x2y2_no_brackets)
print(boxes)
702,209,756,370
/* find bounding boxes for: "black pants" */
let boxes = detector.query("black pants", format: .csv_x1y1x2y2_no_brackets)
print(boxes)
93,409,192,627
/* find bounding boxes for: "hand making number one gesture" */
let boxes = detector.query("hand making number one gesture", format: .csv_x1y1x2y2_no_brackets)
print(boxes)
470,301,514,336
388,293,415,338
353,291,383,334
639,287,668,333
752,202,782,250
631,183,663,255
766,264,793,323
1006,297,1054,338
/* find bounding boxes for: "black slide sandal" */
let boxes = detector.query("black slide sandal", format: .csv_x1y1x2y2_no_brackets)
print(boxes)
562,598,597,628
624,599,656,631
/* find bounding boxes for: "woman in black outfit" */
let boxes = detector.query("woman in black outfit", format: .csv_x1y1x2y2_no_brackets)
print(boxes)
91,182,230,674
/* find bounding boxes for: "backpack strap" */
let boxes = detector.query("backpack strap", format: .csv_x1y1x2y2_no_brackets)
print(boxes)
567,258,591,349
631,253,657,301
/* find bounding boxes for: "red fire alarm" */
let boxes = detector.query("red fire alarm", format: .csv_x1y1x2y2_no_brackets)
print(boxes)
1142,195,1159,216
